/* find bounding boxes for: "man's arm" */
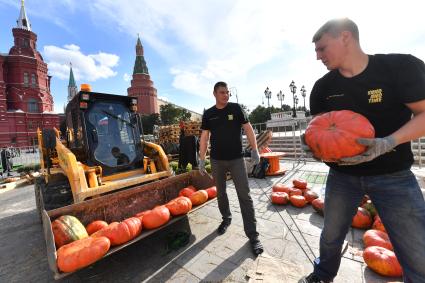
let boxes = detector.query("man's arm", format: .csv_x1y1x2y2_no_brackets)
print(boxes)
391,100,425,144
199,130,210,160
242,123,258,150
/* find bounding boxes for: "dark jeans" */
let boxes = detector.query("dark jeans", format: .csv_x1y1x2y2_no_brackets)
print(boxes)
314,168,425,283
211,158,259,240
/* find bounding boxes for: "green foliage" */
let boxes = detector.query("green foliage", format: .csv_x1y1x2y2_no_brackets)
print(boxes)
160,104,192,125
141,113,161,134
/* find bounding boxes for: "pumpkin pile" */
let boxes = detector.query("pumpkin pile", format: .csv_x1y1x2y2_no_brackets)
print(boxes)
270,179,320,209
304,110,375,162
52,184,217,273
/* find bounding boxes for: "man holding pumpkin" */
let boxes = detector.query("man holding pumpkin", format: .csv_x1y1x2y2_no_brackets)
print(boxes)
199,81,264,256
300,18,425,283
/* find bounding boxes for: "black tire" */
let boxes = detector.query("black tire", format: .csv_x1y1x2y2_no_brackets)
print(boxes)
34,177,45,223
42,129,56,150
40,180,73,211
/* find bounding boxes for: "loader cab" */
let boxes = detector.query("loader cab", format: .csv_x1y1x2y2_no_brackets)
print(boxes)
65,91,143,176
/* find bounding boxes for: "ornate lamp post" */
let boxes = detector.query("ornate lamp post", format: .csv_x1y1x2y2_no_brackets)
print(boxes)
277,90,284,110
295,95,299,110
289,80,297,118
300,85,306,113
264,87,271,109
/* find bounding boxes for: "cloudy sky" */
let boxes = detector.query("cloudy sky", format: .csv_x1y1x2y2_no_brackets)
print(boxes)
1,0,424,114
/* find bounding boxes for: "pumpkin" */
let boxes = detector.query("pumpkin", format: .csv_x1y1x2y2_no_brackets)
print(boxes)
86,220,108,235
205,186,217,199
52,215,89,249
304,110,375,162
363,229,393,250
166,196,192,216
312,198,324,216
292,179,308,190
360,195,370,206
271,192,289,205
351,207,372,229
290,195,307,208
361,200,377,219
91,222,131,246
179,185,197,197
372,215,387,233
123,217,142,240
142,206,171,229
288,187,303,196
189,190,209,206
272,183,291,193
363,246,402,277
57,236,110,273
303,190,319,203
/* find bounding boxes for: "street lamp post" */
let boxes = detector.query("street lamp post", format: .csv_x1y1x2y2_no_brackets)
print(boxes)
289,80,297,118
295,95,299,110
300,85,306,113
264,87,271,109
277,90,284,110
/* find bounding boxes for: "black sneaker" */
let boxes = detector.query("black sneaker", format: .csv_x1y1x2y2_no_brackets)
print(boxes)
250,238,264,256
217,221,231,235
299,273,330,283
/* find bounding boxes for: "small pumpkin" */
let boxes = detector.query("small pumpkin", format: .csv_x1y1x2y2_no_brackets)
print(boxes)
304,110,375,162
290,195,307,208
303,190,319,203
57,236,110,273
52,215,89,249
361,200,377,219
91,222,131,246
288,187,303,196
312,198,324,216
179,185,197,197
272,183,291,193
205,186,217,199
189,190,209,206
142,206,171,229
123,217,142,240
166,196,192,216
372,215,387,233
292,179,308,190
351,207,372,229
271,192,289,205
363,229,393,250
363,246,402,277
86,220,108,236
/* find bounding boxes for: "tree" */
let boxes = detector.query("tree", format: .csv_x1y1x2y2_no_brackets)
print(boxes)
240,104,250,114
249,106,270,124
141,113,160,134
160,104,192,125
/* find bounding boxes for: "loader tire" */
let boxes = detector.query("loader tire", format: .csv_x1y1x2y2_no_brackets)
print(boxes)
40,179,73,211
34,177,44,223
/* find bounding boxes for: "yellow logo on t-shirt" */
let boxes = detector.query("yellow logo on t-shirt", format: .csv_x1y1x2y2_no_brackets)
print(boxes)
368,89,383,103
228,114,233,120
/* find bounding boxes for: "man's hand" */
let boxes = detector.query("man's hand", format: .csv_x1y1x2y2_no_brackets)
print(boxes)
300,134,320,161
251,149,260,165
198,159,207,175
339,136,397,165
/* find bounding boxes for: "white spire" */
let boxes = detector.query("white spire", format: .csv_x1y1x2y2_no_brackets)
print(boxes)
17,0,31,31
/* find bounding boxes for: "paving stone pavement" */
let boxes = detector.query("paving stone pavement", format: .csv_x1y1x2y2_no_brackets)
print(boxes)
1,160,418,282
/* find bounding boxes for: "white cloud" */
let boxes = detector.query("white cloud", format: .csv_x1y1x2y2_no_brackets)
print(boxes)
43,44,119,82
123,73,131,82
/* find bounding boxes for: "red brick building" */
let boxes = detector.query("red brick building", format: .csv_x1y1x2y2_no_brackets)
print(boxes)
127,36,159,114
0,1,59,147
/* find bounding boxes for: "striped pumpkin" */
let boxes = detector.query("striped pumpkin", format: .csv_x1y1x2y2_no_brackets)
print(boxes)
52,215,88,249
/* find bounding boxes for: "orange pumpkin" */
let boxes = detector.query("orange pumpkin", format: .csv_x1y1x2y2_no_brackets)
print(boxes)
290,195,307,208
166,196,192,216
288,187,303,196
351,207,372,229
52,215,89,248
372,215,387,233
179,185,197,197
304,110,375,162
123,217,142,240
363,246,403,277
142,206,171,229
303,190,319,203
361,200,377,219
205,186,217,199
92,222,131,246
292,179,308,190
271,192,289,205
272,183,291,193
312,198,324,216
86,220,108,235
189,190,209,206
363,229,393,250
57,236,110,273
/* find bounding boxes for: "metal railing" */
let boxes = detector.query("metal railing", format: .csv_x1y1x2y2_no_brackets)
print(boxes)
0,146,40,177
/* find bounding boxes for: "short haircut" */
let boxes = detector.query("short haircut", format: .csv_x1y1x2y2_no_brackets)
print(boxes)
312,18,359,43
214,81,228,93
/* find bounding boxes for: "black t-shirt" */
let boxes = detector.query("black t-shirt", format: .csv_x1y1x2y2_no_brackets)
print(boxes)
201,102,249,160
310,54,425,176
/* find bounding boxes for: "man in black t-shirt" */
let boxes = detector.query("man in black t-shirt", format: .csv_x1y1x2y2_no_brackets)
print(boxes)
199,81,263,256
300,18,425,283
